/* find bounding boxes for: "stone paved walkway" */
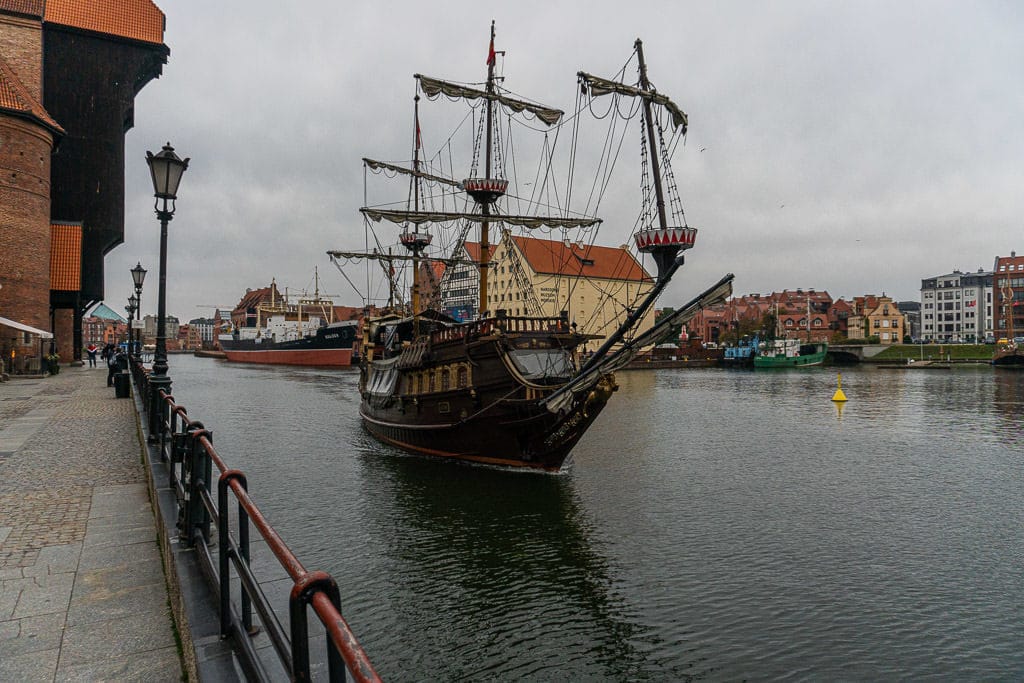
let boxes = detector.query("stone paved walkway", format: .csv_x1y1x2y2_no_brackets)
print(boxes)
0,366,183,681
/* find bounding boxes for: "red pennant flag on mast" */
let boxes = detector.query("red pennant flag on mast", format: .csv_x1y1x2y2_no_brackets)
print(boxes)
486,36,496,66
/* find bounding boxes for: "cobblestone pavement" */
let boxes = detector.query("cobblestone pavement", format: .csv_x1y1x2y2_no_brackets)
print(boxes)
0,366,183,681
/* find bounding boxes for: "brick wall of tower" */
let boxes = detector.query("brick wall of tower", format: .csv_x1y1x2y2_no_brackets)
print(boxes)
0,13,43,100
52,308,73,359
0,116,55,348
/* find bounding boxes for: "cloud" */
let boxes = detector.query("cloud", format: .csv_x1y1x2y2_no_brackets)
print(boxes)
107,0,1024,321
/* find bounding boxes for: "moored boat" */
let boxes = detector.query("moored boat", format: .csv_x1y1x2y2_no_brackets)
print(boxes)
219,271,359,367
991,342,1024,367
991,280,1024,367
753,338,828,367
754,297,828,368
219,321,358,366
330,25,732,470
721,335,759,368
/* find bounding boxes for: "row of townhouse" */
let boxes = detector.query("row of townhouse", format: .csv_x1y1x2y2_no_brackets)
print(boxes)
688,289,908,345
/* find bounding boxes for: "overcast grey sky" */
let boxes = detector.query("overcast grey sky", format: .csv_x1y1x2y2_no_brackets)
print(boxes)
108,0,1024,321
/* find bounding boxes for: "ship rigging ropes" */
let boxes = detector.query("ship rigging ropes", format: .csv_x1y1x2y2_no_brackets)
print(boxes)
347,44,692,329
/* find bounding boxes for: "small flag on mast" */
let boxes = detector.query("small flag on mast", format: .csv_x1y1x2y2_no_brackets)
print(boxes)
487,37,496,66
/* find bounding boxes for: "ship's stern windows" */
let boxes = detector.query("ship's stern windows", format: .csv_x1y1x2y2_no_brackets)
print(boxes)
509,349,575,382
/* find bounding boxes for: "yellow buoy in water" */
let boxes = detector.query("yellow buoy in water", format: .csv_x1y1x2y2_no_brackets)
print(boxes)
831,373,848,402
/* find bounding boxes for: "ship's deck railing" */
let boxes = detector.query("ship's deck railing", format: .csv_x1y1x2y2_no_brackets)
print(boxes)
430,314,569,344
132,359,381,682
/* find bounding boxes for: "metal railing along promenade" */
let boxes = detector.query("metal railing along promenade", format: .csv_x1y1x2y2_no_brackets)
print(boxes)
131,360,382,682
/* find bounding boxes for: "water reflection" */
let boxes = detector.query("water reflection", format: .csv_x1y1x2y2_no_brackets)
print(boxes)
163,357,1024,679
993,370,1024,448
352,452,661,680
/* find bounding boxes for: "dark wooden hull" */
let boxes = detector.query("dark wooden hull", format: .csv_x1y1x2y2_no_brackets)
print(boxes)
361,393,608,471
991,349,1024,367
359,317,613,471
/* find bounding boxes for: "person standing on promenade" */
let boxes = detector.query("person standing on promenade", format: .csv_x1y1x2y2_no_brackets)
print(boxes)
86,343,98,367
106,346,123,386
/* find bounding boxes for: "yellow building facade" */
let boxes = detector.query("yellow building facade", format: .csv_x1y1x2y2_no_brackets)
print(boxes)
486,232,655,352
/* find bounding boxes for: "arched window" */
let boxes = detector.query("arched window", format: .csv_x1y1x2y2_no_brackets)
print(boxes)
428,371,435,393
416,373,423,394
457,365,468,388
440,368,450,391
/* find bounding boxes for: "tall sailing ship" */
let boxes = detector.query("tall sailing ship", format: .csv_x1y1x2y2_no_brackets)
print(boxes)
329,24,732,470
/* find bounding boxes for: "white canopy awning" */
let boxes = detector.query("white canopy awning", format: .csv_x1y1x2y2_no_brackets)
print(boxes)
0,316,54,339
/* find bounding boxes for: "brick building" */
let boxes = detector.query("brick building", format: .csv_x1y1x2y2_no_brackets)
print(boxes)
0,1,168,367
992,251,1024,341
689,289,848,345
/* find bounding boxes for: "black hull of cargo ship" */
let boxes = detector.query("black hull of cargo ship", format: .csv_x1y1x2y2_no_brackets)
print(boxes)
220,323,357,367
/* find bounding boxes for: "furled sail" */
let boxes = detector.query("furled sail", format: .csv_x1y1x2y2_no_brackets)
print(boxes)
577,71,688,133
361,208,601,230
541,273,734,414
362,158,463,188
416,75,564,126
327,249,481,268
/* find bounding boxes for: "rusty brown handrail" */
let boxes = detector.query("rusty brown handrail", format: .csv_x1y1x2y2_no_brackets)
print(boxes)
133,359,382,682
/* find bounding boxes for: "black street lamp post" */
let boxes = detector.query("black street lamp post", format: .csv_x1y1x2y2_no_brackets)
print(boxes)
131,262,146,357
127,295,138,355
145,143,189,442
125,300,134,350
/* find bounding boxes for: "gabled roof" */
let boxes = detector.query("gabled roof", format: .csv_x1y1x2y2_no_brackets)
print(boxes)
43,0,166,46
90,302,125,322
0,55,64,135
462,241,497,263
232,285,276,315
507,235,650,282
50,222,81,291
332,305,364,321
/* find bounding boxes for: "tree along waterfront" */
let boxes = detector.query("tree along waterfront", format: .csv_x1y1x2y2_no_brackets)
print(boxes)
167,355,1023,680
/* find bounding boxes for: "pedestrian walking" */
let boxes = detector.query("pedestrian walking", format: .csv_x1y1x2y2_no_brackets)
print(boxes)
106,346,123,386
86,343,98,367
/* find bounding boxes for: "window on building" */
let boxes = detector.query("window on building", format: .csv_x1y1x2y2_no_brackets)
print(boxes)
457,366,468,388
440,368,450,391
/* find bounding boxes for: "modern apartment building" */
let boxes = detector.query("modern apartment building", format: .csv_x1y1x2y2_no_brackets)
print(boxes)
920,269,993,342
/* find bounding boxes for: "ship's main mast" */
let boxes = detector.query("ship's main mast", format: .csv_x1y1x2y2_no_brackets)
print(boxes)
478,21,497,316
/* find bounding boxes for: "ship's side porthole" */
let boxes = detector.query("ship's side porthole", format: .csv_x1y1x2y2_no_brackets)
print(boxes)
438,401,451,414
